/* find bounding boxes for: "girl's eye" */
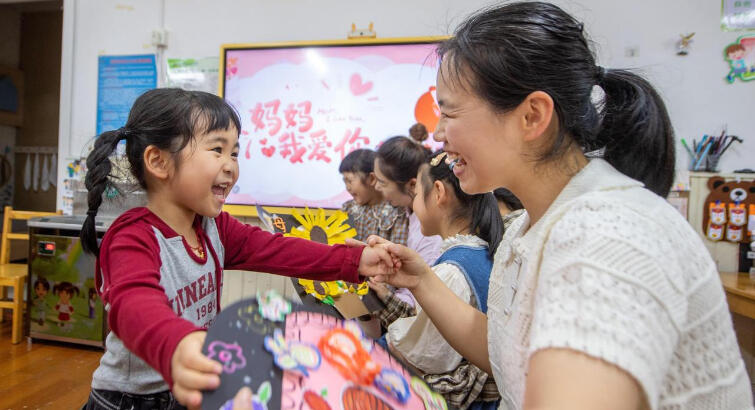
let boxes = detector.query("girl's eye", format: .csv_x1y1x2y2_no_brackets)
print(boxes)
212,147,223,153
231,151,239,158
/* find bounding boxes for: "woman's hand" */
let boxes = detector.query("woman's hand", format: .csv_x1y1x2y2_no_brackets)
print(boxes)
365,235,433,290
171,331,222,409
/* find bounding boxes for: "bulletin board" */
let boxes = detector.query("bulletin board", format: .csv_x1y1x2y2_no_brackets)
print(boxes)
218,37,446,216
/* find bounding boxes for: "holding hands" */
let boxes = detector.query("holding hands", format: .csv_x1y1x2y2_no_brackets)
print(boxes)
363,235,434,291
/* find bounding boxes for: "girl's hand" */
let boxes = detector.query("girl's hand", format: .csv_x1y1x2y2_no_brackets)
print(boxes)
367,278,392,301
171,331,222,409
365,236,433,290
355,238,396,277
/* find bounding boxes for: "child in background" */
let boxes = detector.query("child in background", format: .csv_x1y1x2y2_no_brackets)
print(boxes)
408,122,433,151
339,148,408,245
374,136,441,265
371,136,442,318
492,188,524,230
79,88,393,410
384,150,502,409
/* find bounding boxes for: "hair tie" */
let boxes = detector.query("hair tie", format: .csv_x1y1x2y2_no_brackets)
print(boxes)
86,209,98,217
117,127,130,140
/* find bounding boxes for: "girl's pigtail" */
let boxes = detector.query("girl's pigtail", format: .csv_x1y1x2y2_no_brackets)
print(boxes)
80,129,125,255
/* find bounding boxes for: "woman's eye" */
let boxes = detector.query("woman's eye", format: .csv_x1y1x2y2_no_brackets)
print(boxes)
231,151,239,158
212,147,223,153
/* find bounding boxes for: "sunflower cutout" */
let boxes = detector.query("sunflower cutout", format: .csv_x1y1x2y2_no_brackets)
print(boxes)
286,208,357,245
285,208,368,305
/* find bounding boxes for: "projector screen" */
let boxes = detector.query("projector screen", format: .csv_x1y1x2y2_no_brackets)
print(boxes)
220,38,444,209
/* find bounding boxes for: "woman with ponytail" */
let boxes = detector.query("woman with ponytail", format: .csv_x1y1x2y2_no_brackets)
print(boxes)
370,2,752,409
80,88,393,410
380,150,502,409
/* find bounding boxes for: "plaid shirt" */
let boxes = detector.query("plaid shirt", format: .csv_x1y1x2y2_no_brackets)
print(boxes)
341,200,409,245
379,293,500,409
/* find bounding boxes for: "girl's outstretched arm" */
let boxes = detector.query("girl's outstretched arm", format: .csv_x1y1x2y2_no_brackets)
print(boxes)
368,236,491,374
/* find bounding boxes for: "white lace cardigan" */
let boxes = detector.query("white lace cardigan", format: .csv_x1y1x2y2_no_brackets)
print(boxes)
487,159,753,410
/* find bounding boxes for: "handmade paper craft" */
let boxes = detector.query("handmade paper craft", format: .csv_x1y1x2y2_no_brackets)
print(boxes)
258,289,291,322
201,291,447,410
207,341,247,374
264,328,321,376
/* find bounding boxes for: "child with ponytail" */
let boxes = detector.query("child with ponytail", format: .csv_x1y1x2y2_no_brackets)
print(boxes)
383,150,502,409
80,88,392,410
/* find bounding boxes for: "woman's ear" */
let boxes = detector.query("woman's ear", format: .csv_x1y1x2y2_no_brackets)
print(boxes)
519,90,555,143
143,145,172,180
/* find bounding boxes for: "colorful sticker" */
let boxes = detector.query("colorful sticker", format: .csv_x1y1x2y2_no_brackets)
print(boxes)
236,300,275,335
727,224,744,242
319,327,381,385
724,35,755,83
410,377,447,410
707,223,725,241
710,201,727,225
207,341,247,374
303,390,332,410
264,328,321,376
341,386,394,410
729,203,747,226
343,320,373,353
374,368,410,404
257,289,292,322
219,380,272,410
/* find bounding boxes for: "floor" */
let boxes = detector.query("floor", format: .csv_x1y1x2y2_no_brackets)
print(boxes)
0,311,102,410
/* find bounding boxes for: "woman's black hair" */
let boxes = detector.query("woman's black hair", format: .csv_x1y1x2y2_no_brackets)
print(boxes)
80,88,241,256
438,1,674,197
422,151,503,256
493,188,523,211
338,148,377,179
376,136,431,193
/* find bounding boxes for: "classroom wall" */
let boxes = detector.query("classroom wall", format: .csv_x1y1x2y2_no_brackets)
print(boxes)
57,0,754,211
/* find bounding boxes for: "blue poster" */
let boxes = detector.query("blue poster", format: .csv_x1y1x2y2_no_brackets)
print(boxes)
96,54,156,135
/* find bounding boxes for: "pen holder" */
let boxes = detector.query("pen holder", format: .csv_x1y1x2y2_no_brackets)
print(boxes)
690,157,706,171
706,154,721,172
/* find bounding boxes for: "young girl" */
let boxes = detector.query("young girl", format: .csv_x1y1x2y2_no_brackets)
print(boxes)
371,136,442,314
80,88,393,410
374,136,441,265
53,281,79,330
339,148,408,245
372,2,752,409
382,150,502,409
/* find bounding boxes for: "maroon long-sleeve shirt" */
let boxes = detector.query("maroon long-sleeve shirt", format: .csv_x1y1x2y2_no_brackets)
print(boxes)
90,207,362,394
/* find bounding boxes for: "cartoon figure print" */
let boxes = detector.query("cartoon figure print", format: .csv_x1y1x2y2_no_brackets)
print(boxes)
88,288,98,319
725,36,755,83
32,277,50,326
53,282,79,331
